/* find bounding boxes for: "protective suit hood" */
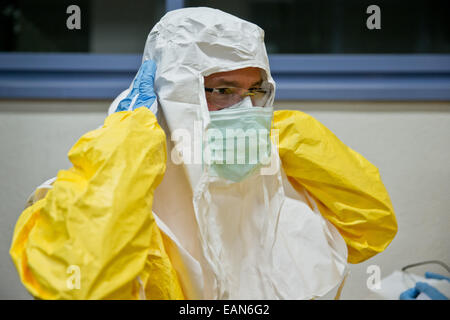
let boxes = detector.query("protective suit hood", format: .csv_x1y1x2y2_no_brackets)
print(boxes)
144,6,275,189
109,7,347,300
110,6,275,187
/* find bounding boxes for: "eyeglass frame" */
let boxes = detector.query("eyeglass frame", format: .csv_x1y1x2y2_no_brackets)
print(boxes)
204,83,272,108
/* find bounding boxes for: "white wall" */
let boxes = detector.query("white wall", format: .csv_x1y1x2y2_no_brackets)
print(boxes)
1,99,449,299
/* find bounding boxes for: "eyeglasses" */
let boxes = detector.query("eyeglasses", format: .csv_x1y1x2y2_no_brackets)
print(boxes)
205,85,271,109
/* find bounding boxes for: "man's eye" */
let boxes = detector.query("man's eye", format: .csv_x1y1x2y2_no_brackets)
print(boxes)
249,87,265,93
217,88,233,94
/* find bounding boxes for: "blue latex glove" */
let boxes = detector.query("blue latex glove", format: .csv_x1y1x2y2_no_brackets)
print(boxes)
400,272,450,300
116,60,157,114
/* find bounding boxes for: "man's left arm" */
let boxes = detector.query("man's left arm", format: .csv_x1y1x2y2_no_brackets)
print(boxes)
272,110,398,264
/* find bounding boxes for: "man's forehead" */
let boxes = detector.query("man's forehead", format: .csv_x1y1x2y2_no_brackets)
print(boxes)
204,67,263,87
209,78,263,87
206,67,262,78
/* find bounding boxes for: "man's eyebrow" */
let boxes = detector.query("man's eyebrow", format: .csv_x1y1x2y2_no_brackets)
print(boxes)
251,79,263,87
209,79,240,87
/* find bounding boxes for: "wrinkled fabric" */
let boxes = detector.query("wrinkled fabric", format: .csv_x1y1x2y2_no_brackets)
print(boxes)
10,108,184,299
273,110,398,264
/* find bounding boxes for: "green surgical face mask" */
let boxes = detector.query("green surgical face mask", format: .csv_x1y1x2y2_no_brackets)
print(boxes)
205,98,273,182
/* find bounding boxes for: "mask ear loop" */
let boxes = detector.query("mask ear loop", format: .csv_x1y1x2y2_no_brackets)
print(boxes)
401,260,450,288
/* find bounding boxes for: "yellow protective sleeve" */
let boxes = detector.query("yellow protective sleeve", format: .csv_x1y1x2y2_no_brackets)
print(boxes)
273,110,398,264
10,107,184,299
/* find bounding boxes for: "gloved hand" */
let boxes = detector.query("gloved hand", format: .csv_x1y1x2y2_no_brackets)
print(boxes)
400,272,450,300
115,60,158,115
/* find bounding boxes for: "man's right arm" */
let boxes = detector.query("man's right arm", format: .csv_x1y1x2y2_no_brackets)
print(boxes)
9,107,184,299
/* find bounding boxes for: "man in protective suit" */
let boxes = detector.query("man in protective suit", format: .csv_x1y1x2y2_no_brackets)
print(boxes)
10,7,397,300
